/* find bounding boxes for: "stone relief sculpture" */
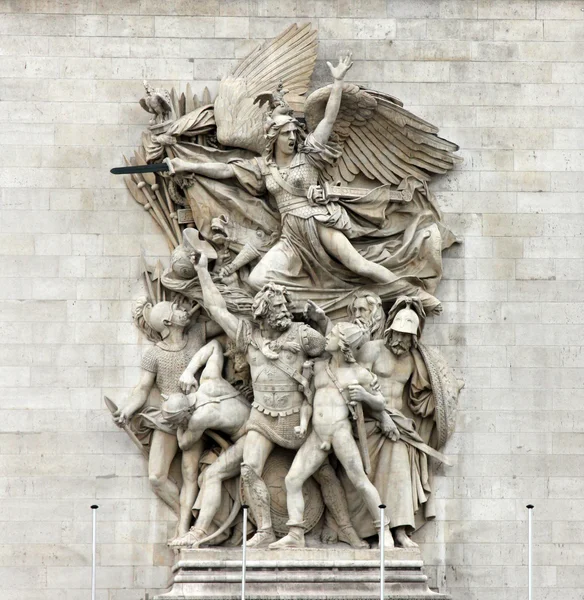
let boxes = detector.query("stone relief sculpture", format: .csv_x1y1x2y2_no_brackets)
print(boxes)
108,23,464,581
270,321,393,549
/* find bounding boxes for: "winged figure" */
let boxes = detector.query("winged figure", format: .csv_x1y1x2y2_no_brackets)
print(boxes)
125,23,461,318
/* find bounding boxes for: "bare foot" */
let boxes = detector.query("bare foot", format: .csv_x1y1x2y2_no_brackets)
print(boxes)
269,530,305,549
393,526,418,549
381,524,395,549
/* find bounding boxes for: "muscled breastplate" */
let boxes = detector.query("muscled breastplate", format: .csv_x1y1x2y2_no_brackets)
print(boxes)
247,324,307,416
265,155,328,220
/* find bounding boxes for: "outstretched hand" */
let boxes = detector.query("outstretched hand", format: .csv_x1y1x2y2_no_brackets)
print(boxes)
327,52,353,81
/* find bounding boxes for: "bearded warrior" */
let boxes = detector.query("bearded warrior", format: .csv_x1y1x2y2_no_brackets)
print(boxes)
345,297,461,548
192,251,365,548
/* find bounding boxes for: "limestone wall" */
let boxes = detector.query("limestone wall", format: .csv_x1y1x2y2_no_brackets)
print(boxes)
1,1,583,599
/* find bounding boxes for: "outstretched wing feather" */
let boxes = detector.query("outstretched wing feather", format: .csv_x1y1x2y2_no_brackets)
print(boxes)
215,23,318,153
234,24,307,77
305,84,461,185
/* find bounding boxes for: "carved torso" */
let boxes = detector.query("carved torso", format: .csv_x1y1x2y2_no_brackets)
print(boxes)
262,153,328,220
358,340,414,412
140,324,206,397
236,320,325,416
312,359,376,433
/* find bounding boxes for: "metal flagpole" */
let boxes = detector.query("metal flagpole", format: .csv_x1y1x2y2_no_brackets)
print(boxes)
527,504,534,600
91,505,99,600
379,504,386,600
242,505,248,600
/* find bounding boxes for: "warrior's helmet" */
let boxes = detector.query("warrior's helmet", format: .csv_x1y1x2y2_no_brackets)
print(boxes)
140,301,189,341
388,307,420,335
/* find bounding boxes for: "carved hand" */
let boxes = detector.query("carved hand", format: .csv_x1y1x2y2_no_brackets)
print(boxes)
179,371,198,394
381,418,400,442
190,250,208,271
169,157,194,173
327,52,353,81
294,425,307,438
177,426,191,451
303,299,327,324
347,384,368,404
281,341,302,354
113,406,133,427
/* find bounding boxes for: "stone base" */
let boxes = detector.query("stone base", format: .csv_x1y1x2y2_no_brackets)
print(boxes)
154,547,450,599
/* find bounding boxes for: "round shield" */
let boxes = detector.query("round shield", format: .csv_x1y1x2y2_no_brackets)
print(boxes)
241,447,325,536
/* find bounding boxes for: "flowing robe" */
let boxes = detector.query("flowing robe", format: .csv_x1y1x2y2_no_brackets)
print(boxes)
341,347,444,537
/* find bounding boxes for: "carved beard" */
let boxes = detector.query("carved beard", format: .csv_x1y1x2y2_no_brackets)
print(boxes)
388,333,412,356
353,315,372,332
266,310,293,332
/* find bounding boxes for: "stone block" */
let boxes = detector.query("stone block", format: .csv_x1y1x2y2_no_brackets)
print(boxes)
153,16,215,38
76,15,108,36
107,15,154,37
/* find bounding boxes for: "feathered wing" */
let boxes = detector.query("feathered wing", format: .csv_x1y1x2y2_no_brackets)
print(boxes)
304,84,461,186
214,23,318,154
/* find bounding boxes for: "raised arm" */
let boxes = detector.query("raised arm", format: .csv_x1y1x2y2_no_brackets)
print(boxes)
193,252,240,340
312,53,353,146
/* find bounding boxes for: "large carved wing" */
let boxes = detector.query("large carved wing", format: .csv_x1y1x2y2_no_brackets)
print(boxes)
304,84,461,185
214,23,317,154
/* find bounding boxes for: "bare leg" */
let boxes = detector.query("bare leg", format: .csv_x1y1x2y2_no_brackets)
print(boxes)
169,437,245,548
175,438,204,539
332,426,393,549
241,430,276,547
270,432,328,549
314,462,368,549
316,224,399,284
148,429,180,515
194,439,245,538
316,223,442,313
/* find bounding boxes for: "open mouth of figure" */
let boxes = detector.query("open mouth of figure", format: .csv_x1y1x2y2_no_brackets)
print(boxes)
211,227,227,243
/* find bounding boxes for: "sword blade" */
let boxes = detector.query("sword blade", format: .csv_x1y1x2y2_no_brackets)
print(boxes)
110,163,169,175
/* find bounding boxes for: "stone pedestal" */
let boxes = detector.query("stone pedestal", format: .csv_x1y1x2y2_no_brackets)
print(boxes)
154,547,450,599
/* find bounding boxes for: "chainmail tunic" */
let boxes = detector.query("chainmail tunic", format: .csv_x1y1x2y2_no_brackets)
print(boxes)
264,153,329,220
140,324,205,396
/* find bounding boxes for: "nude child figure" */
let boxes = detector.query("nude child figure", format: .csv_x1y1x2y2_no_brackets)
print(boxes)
271,322,395,549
